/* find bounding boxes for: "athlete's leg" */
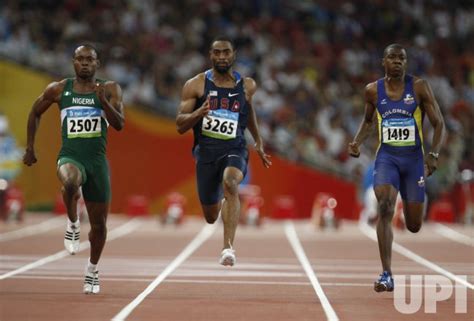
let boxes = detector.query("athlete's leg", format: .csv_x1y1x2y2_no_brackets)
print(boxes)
402,202,424,233
201,203,220,224
399,155,425,233
82,200,107,294
221,166,244,249
374,184,398,275
57,163,82,223
84,201,108,264
0,188,7,221
196,161,222,224
80,158,110,294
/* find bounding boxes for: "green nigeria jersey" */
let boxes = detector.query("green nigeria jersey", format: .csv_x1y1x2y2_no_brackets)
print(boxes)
58,78,108,159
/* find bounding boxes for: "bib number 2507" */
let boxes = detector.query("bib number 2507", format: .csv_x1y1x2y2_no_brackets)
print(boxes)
67,117,101,138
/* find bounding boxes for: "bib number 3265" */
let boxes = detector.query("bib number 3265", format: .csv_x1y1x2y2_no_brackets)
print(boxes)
202,109,238,140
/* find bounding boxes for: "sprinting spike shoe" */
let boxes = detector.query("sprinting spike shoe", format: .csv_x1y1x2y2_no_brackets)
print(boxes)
219,248,236,267
374,271,394,292
64,220,80,255
83,270,100,294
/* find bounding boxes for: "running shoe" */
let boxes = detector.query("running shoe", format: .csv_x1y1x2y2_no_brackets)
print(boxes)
219,248,236,267
83,270,100,294
374,271,394,292
64,219,80,255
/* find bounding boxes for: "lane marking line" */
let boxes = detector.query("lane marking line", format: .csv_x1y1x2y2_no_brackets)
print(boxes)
0,218,142,280
111,223,216,321
285,221,339,321
0,216,64,242
359,222,474,290
434,223,474,247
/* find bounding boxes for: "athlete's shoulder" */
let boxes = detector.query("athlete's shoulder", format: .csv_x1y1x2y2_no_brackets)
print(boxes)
179,73,205,100
243,77,257,95
183,72,204,89
44,79,67,101
411,75,428,88
50,78,68,90
365,81,378,100
101,79,122,92
99,78,117,85
411,76,434,101
188,72,206,84
182,72,205,96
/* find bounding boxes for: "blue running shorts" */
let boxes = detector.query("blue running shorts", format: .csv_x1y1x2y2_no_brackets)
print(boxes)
196,148,248,205
373,151,425,202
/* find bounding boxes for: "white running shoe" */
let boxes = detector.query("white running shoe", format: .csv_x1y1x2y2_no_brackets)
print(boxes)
64,219,80,255
219,248,236,267
83,270,100,294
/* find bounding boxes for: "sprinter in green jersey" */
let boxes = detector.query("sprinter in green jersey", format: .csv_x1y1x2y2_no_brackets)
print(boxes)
23,44,124,294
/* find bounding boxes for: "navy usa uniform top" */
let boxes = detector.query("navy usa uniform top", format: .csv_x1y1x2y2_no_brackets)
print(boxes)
192,69,249,162
376,75,424,156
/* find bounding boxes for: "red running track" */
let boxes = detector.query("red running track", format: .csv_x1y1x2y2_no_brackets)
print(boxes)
0,213,472,321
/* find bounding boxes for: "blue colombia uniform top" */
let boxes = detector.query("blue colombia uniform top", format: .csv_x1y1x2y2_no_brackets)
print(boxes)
375,75,424,156
192,69,249,162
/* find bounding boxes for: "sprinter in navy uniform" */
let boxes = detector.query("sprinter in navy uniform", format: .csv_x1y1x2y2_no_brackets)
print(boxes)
349,44,445,292
176,37,271,266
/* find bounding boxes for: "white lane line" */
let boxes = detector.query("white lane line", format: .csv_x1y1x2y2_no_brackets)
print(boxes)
359,223,474,290
0,216,64,242
0,218,142,280
285,221,339,321
434,223,474,247
111,223,216,321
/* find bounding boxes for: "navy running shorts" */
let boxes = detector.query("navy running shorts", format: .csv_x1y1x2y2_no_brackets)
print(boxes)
373,151,425,202
196,148,248,205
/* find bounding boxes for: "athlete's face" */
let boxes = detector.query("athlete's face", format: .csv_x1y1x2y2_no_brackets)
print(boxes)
382,47,407,78
210,41,235,74
73,47,99,79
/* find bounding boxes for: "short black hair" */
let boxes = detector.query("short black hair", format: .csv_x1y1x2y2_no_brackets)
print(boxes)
210,36,235,51
73,43,99,59
383,43,405,57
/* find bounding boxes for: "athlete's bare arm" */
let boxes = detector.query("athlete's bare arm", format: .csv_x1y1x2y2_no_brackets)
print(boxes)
23,80,66,166
349,82,378,158
96,81,124,131
415,78,446,175
176,74,209,135
244,77,271,168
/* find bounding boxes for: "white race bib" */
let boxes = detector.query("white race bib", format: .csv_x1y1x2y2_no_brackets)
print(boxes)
202,109,239,140
66,108,102,138
382,118,416,146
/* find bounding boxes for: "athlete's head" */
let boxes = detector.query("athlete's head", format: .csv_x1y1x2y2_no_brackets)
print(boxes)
72,44,100,80
209,36,235,74
382,44,407,78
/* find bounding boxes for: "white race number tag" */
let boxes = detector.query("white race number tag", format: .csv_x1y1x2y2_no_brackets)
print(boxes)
202,109,239,140
66,108,102,138
382,118,416,146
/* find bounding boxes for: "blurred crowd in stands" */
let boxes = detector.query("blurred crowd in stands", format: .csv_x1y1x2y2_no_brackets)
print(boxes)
0,0,472,218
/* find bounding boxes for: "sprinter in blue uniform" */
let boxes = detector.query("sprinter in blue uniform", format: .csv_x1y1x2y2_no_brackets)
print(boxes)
176,37,271,266
349,44,445,292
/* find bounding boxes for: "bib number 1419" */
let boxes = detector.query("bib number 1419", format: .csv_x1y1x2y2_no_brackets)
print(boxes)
387,127,410,141
381,118,416,146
